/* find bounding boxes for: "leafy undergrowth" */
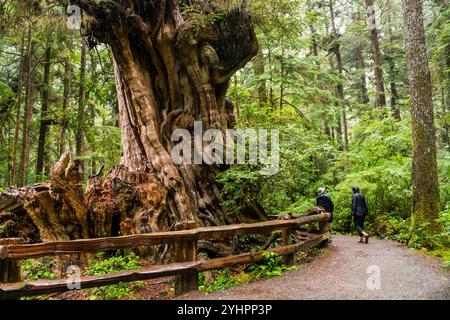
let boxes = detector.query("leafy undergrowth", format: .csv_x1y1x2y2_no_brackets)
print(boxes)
85,252,145,300
18,252,175,300
21,257,57,281
19,258,58,300
198,250,329,293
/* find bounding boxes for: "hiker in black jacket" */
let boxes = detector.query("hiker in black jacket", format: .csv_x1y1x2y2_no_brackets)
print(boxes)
316,187,334,230
351,186,369,244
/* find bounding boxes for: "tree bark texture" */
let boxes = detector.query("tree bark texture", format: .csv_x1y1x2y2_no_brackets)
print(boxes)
366,0,386,109
1,1,261,251
18,26,35,187
36,34,53,177
10,31,26,186
75,37,88,157
253,46,268,107
329,0,348,151
401,0,440,231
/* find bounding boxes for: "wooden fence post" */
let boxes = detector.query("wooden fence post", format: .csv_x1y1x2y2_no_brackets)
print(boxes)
174,221,198,296
318,213,331,248
282,228,295,265
0,238,22,284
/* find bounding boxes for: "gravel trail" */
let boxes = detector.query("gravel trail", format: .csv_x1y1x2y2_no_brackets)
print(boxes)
180,235,449,300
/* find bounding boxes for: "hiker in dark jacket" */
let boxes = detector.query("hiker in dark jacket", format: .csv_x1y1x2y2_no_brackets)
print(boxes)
316,187,334,230
351,186,369,243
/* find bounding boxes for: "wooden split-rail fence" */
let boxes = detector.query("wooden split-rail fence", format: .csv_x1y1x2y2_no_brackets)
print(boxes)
0,209,331,300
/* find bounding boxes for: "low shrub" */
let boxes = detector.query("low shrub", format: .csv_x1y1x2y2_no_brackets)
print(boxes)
199,252,296,292
85,252,144,300
20,258,57,281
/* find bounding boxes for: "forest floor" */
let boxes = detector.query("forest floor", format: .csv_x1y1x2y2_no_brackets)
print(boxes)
179,235,449,300
48,276,175,300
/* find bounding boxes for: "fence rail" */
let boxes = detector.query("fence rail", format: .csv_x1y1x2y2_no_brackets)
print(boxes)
0,209,331,300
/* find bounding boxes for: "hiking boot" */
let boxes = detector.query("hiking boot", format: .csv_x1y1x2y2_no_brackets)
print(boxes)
364,234,369,244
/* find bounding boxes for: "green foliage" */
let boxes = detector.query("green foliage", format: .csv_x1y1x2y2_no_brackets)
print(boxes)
326,117,412,220
199,252,295,292
217,119,335,216
409,203,450,251
85,252,144,300
20,258,57,281
216,166,263,215
221,97,449,256
0,81,14,103
199,269,242,293
429,205,450,267
246,252,296,279
0,224,8,237
437,203,450,240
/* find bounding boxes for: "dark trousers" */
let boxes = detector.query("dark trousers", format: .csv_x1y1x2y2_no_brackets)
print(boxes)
353,215,365,235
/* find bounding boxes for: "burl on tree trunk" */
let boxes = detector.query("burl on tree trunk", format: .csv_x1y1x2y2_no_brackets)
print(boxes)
0,1,262,256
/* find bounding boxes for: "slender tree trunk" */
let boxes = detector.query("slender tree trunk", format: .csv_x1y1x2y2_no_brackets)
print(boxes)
253,46,267,107
87,51,96,175
36,33,52,177
387,17,401,120
388,57,401,119
267,47,275,108
442,33,450,149
352,12,369,104
442,86,449,149
401,0,440,232
59,57,71,157
309,22,319,57
329,55,343,147
366,0,386,109
309,20,331,137
354,44,369,104
75,37,87,157
279,48,285,110
342,109,349,150
329,0,348,150
11,32,26,185
18,26,34,187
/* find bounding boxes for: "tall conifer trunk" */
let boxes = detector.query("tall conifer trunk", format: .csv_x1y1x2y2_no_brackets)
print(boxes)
402,0,440,233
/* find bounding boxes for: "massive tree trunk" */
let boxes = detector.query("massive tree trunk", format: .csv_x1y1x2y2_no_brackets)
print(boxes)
101,0,258,223
401,0,440,233
1,0,260,251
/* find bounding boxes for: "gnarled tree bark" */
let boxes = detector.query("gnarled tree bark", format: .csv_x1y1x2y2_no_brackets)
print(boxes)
1,1,262,253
